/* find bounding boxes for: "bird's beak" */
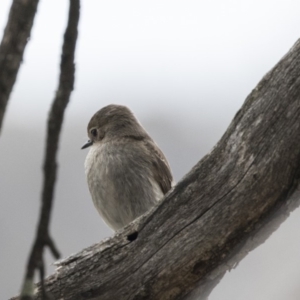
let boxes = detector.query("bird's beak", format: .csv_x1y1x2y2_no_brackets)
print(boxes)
81,140,93,149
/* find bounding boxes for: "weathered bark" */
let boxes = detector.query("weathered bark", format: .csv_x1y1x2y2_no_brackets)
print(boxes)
0,0,39,133
12,38,300,300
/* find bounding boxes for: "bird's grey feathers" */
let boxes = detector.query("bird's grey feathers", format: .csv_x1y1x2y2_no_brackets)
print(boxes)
83,104,173,231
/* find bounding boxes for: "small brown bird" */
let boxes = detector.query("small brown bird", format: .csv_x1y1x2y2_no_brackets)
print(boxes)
82,104,173,231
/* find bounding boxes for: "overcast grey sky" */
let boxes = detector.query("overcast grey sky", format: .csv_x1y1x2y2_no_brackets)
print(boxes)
1,1,300,299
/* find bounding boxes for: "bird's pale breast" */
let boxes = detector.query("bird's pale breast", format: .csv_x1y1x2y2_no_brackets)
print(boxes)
85,140,163,230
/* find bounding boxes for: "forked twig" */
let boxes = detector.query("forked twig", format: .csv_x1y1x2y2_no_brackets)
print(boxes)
20,1,80,299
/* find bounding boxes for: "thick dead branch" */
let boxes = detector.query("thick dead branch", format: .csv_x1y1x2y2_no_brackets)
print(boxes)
19,1,80,299
0,0,39,133
13,38,300,299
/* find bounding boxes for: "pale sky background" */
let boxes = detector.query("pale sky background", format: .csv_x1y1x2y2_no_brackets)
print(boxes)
1,0,300,299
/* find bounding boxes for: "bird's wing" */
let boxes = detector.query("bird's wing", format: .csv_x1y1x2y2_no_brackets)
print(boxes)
144,140,173,195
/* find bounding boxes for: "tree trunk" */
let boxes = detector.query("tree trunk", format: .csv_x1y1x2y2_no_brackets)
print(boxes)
11,38,300,300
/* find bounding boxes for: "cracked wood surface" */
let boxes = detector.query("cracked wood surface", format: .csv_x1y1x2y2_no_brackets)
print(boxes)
11,38,300,300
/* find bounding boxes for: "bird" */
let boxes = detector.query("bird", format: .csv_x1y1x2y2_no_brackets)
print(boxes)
82,104,173,231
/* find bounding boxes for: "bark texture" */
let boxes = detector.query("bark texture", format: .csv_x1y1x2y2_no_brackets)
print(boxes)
0,0,39,133
12,39,300,300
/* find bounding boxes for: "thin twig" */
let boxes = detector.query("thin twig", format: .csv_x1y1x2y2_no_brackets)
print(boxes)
45,235,60,259
20,1,80,299
0,0,39,133
38,258,46,300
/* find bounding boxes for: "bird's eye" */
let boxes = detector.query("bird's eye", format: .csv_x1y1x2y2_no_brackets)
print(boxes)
91,128,97,137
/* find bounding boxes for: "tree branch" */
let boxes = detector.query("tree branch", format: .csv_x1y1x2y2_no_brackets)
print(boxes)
19,1,80,299
0,0,39,133
12,39,300,299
